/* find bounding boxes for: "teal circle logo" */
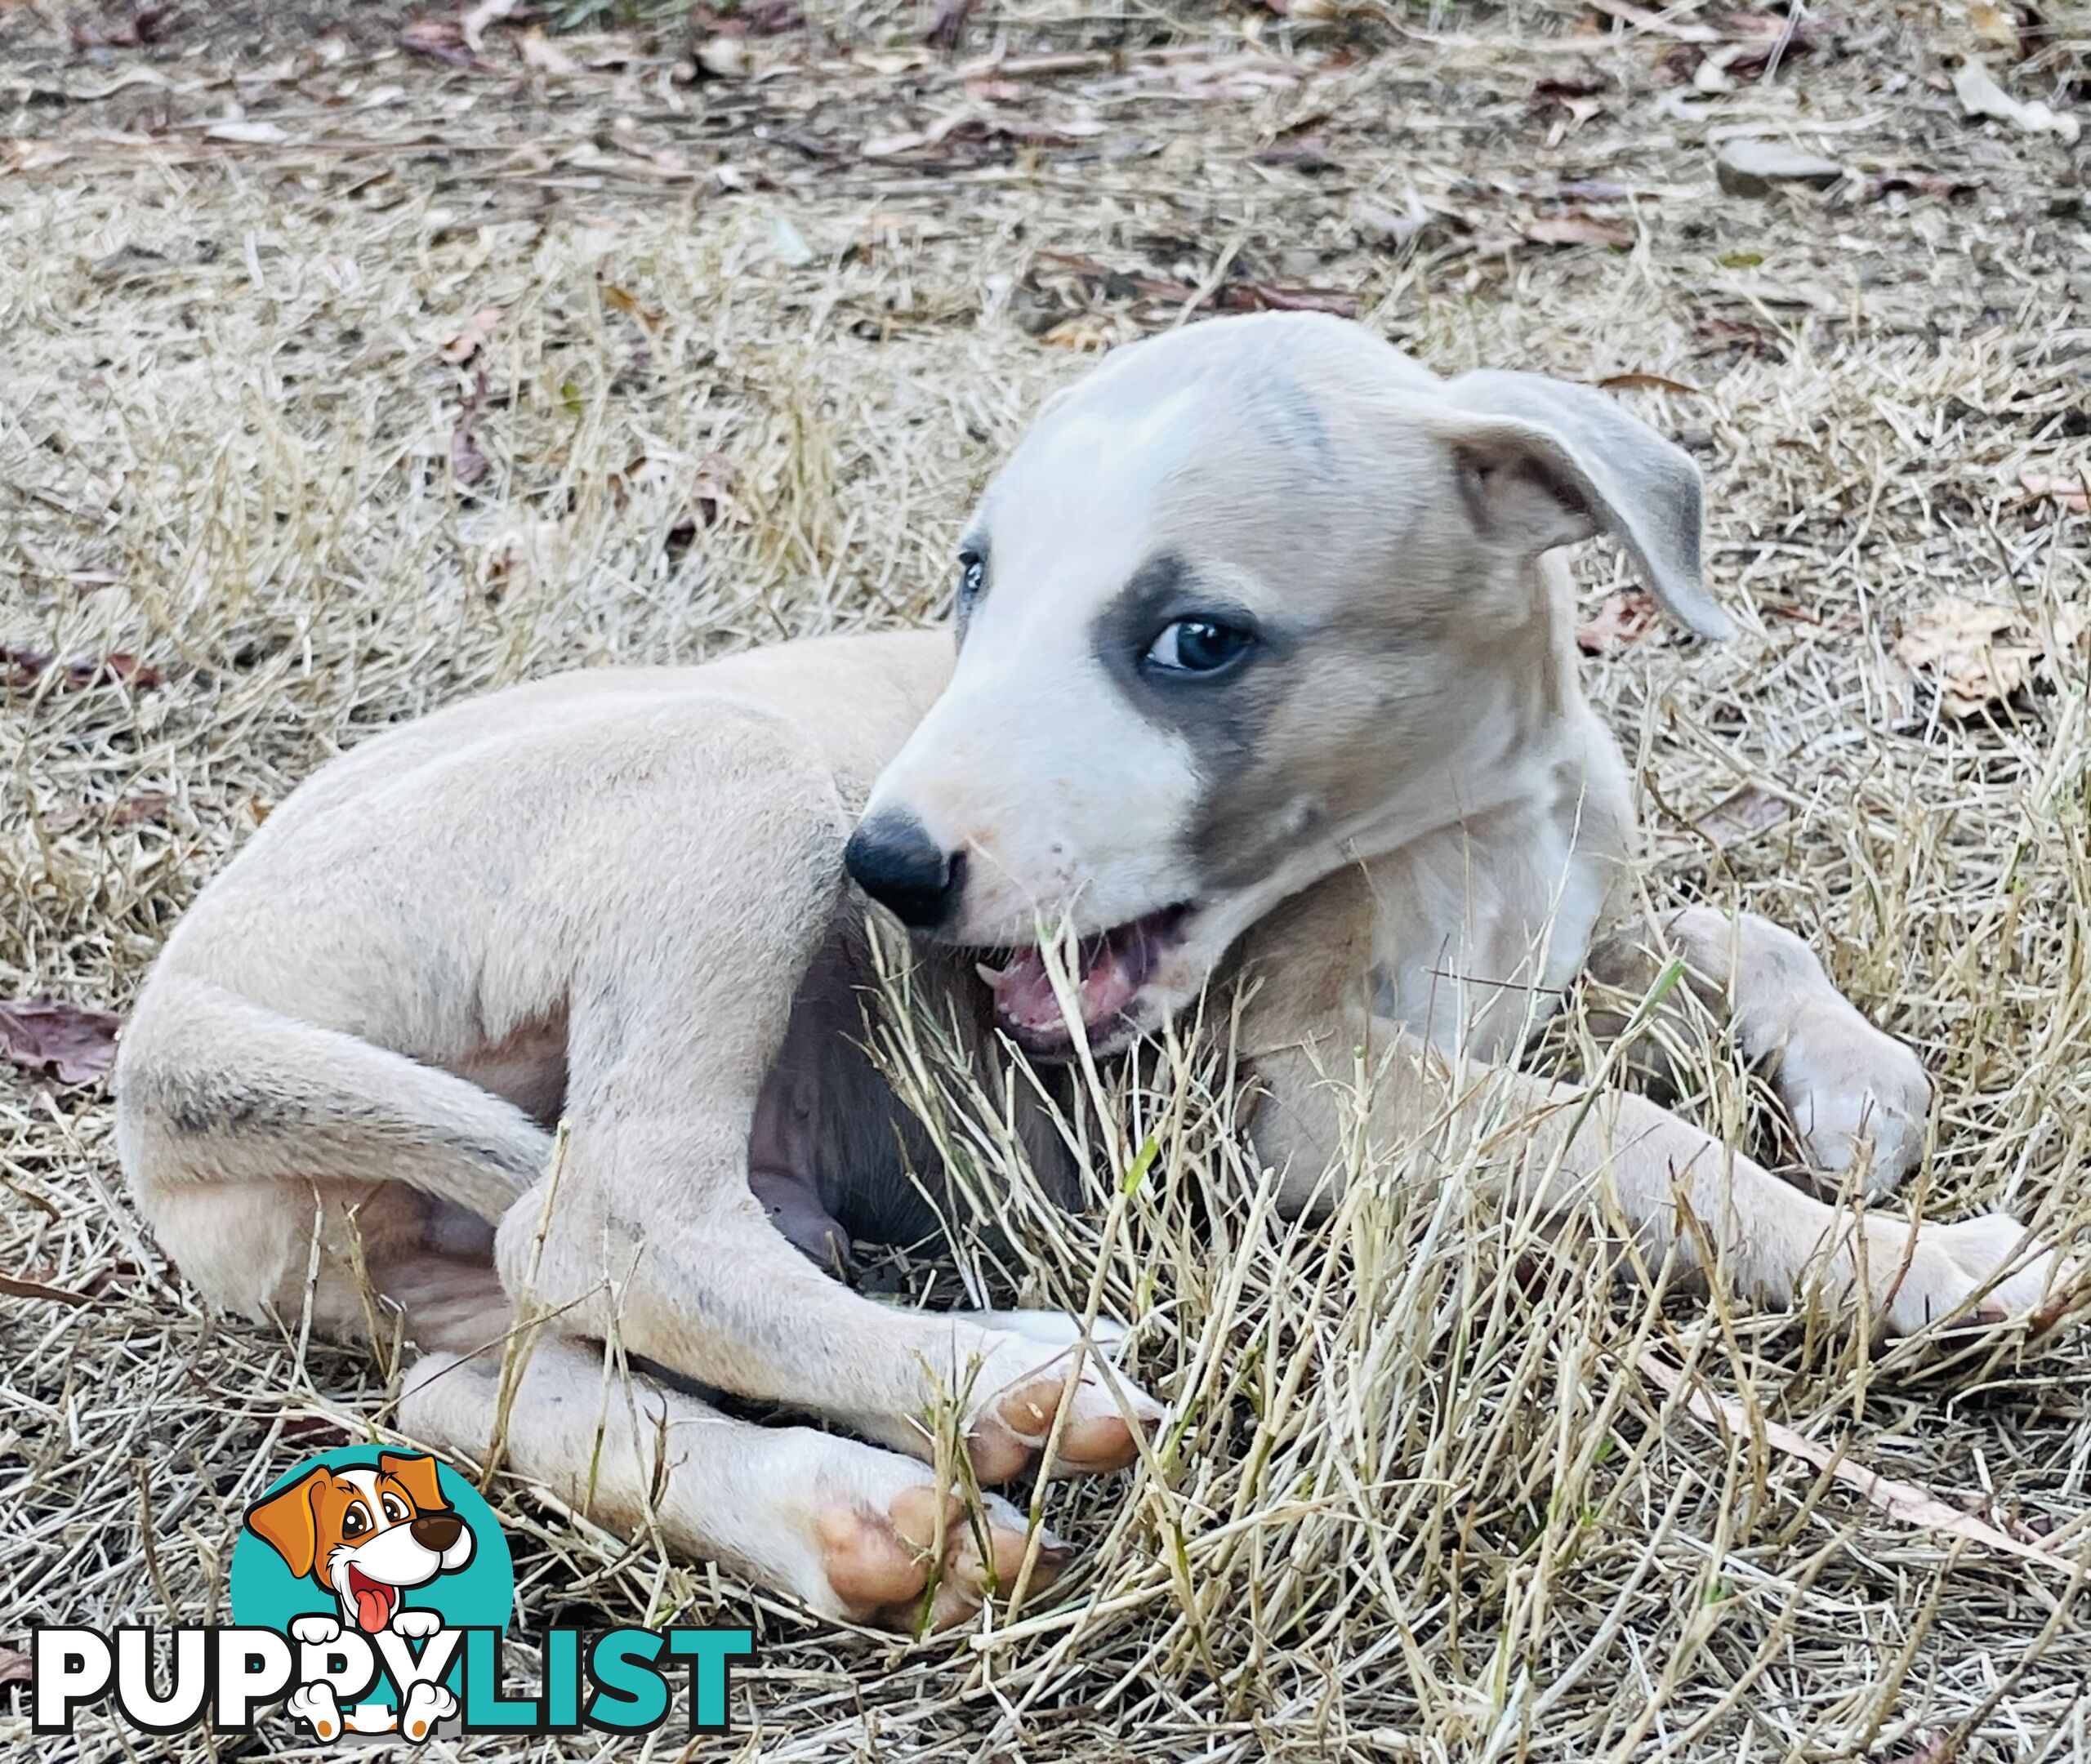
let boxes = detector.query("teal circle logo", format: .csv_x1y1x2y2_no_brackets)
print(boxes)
230,1446,512,1739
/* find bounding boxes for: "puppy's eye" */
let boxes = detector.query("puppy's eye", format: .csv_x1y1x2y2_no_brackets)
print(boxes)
1144,617,1255,677
341,1507,368,1538
381,1494,408,1524
956,550,986,605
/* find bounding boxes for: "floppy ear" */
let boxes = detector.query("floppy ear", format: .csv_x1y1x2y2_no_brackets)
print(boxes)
1430,369,1737,641
244,1469,326,1580
377,1451,448,1514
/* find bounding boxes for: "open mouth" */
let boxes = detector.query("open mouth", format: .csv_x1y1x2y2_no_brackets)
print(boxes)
345,1564,400,1634
974,905,1192,1054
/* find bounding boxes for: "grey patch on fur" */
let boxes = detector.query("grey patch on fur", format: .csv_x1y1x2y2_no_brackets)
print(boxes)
1089,550,1320,896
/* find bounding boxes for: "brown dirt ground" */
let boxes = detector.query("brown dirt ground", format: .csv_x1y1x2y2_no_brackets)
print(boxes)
4,2,2091,1760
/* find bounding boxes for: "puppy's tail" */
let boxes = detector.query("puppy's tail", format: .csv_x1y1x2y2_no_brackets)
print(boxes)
116,978,551,1223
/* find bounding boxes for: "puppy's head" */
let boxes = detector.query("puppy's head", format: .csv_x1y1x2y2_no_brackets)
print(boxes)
849,312,1731,1057
245,1452,475,1633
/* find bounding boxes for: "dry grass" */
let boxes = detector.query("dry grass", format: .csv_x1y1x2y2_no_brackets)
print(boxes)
4,2,2091,1758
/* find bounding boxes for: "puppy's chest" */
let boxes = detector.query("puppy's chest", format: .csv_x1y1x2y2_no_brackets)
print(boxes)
1366,809,1612,1061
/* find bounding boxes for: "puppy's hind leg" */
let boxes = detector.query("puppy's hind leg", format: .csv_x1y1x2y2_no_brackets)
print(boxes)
116,976,553,1334
1583,906,1931,1199
399,1335,1069,1633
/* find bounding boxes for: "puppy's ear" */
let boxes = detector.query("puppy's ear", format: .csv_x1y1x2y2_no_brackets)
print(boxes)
245,1470,326,1580
1430,370,1737,641
377,1451,448,1515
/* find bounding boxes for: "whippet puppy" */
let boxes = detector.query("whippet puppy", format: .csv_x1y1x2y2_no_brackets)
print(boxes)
116,314,2065,1630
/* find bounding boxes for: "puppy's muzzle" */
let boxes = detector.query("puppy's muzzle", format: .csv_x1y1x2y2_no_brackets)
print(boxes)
845,813,965,929
409,1511,465,1552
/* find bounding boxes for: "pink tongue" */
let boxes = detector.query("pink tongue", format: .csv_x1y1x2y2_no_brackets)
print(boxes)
353,1585,390,1633
991,942,1139,1037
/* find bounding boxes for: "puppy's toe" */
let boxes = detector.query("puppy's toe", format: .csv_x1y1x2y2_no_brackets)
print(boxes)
884,1493,1072,1633
814,1484,952,1624
977,1368,1161,1481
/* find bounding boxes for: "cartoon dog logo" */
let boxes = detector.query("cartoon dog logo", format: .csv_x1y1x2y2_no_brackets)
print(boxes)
243,1451,477,1739
246,1450,476,1634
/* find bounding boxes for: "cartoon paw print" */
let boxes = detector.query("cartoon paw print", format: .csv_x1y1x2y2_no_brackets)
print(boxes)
285,1682,343,1742
399,1680,458,1741
389,1607,444,1640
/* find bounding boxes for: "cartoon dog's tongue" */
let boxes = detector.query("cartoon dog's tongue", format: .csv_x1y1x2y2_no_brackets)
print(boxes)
346,1566,398,1633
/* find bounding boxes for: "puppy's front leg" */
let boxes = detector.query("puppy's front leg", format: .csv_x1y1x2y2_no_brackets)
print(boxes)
1251,1027,2064,1335
401,1339,1066,1631
1586,906,1931,1196
502,1114,1158,1483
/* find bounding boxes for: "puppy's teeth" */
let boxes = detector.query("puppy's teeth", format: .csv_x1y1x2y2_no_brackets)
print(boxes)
976,961,1009,987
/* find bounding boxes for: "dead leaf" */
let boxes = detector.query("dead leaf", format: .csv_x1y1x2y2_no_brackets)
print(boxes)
71,5,174,49
1211,281,1360,318
0,1646,29,1686
1694,783,1792,848
452,369,491,488
600,282,661,328
459,0,520,53
114,791,174,825
924,0,975,51
3,648,165,692
1694,314,1781,357
1870,167,1974,199
1642,1352,2082,1572
1895,595,2086,718
1252,135,1341,172
1598,372,1702,395
693,1,802,34
0,1269,97,1307
1041,313,1125,351
1525,212,1635,248
1576,591,1659,655
2020,470,2089,512
439,305,503,366
517,27,578,77
399,16,480,69
0,998,122,1086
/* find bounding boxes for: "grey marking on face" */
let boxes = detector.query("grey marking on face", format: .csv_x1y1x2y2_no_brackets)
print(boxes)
1090,550,1318,898
1253,370,1333,472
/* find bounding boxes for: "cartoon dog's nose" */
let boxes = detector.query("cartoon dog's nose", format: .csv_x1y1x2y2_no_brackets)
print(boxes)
411,1512,464,1552
845,813,965,929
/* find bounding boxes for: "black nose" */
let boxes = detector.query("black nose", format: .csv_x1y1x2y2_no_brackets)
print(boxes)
845,813,965,929
410,1512,463,1552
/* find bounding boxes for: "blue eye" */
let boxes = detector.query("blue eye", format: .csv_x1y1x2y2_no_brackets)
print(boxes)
1144,617,1255,676
956,551,985,605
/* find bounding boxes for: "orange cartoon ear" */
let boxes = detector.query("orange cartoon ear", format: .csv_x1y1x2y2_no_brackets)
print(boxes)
245,1469,327,1579
378,1451,448,1515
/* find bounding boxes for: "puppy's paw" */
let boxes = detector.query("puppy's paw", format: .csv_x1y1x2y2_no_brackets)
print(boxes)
965,1338,1164,1485
1866,1213,2075,1335
399,1681,457,1741
814,1480,1068,1634
1780,1005,1932,1200
285,1682,343,1742
389,1606,444,1640
288,1614,343,1646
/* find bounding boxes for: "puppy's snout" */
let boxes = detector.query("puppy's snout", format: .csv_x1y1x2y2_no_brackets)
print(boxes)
410,1512,464,1552
845,813,965,929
